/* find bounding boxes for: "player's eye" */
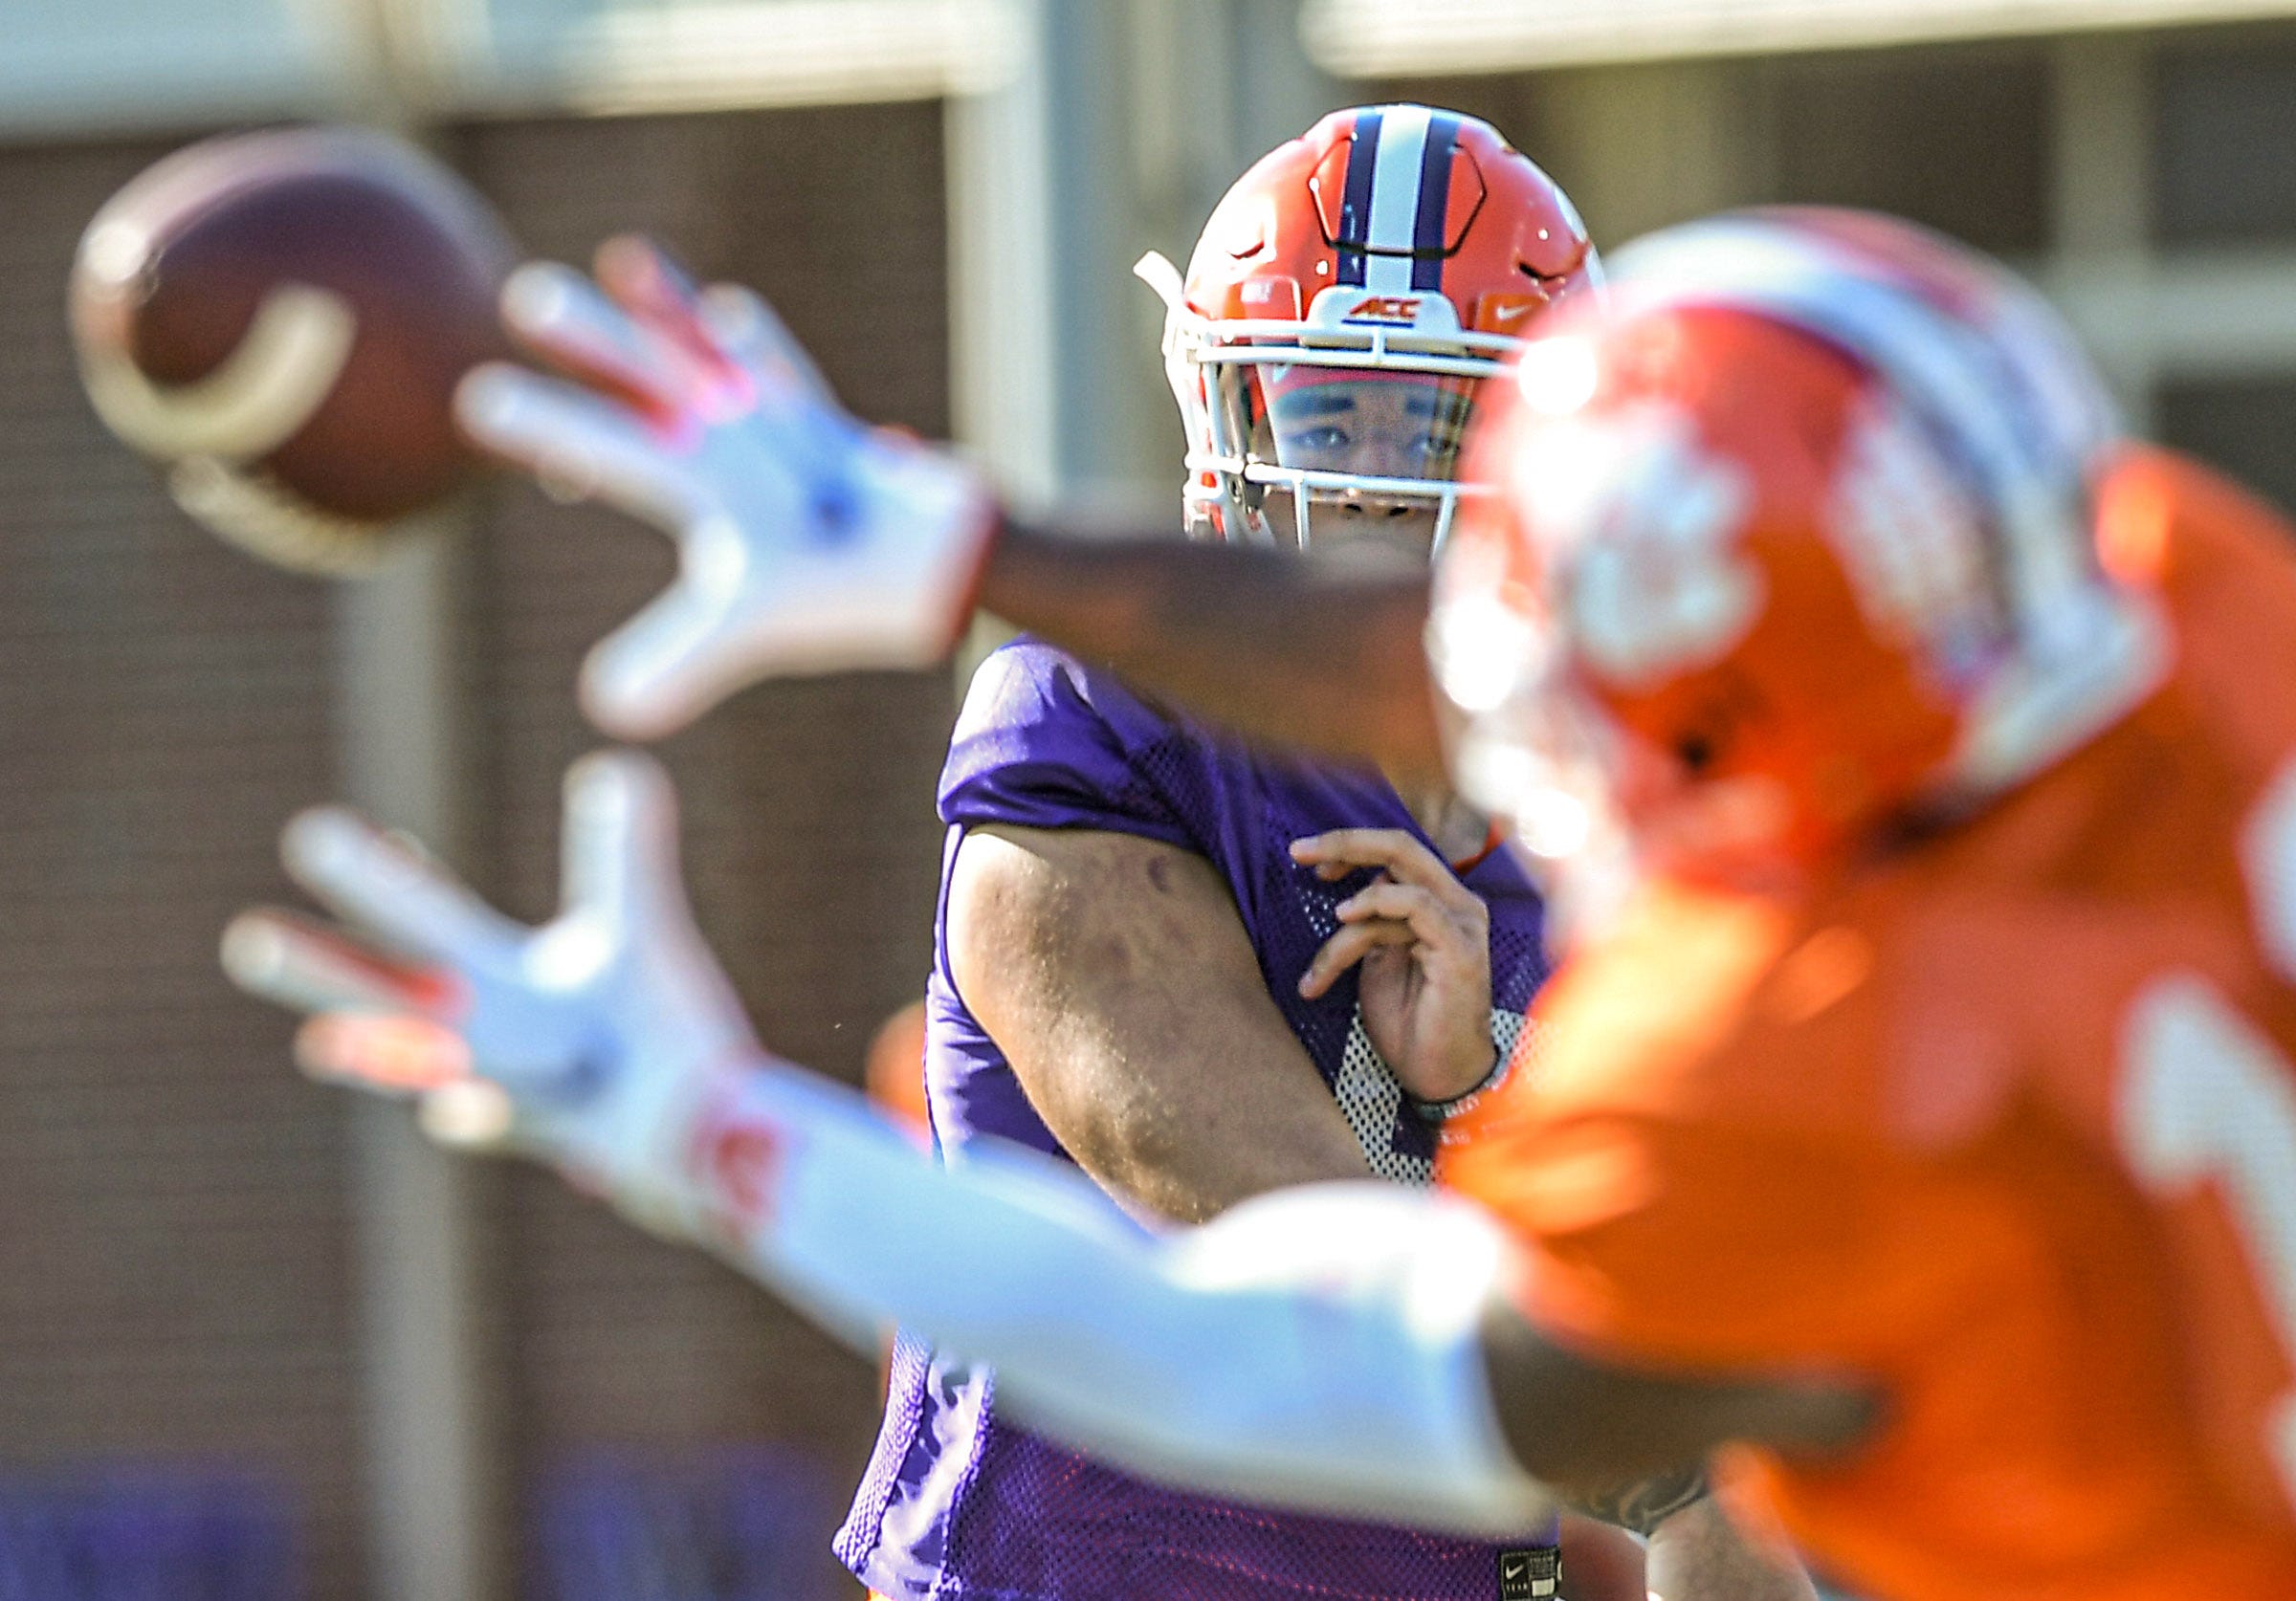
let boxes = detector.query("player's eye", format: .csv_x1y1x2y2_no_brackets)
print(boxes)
1285,426,1352,454
1413,429,1464,467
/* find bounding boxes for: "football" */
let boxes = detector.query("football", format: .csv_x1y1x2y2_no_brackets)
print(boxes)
69,124,518,573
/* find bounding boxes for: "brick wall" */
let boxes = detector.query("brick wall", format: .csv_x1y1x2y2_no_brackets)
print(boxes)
0,134,361,1594
0,100,954,1599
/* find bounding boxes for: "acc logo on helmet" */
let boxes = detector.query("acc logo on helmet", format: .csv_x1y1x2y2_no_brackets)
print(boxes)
1342,295,1423,325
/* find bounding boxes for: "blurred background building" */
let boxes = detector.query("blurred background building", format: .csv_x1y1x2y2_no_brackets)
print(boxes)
3,1,2296,1596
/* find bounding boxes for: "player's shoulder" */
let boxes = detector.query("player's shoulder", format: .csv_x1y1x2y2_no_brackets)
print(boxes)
1509,876,1932,1142
1510,825,2203,1168
953,637,1113,739
2100,448,2296,776
2096,444,2296,603
952,637,1169,748
938,637,1212,843
1440,879,1872,1226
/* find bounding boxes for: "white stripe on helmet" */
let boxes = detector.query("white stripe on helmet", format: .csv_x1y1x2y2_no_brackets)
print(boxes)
1364,104,1433,296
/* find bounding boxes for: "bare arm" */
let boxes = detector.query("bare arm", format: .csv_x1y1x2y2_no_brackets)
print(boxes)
947,822,1372,1222
982,515,1447,784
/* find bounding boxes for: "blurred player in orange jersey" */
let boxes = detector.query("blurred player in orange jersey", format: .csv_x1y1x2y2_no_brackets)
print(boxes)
1412,210,2296,1598
230,207,2296,1601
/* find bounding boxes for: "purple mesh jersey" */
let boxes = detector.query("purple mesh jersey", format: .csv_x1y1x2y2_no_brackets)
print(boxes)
836,640,1560,1601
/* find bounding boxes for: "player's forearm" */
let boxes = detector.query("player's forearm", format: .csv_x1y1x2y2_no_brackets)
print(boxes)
618,1051,1549,1534
1018,1031,1376,1225
982,514,1447,781
1067,1116,1373,1226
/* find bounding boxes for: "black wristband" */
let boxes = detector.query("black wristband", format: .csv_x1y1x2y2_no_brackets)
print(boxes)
1407,1037,1511,1124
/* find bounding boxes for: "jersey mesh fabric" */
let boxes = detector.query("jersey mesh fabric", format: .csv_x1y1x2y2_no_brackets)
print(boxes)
836,640,1558,1601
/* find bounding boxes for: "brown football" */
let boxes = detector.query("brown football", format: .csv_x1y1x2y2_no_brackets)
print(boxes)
69,124,518,572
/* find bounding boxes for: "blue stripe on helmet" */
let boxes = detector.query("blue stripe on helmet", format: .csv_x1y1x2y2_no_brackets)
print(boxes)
1335,108,1383,290
1411,111,1461,293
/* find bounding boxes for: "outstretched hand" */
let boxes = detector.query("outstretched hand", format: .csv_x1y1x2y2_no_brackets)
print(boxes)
221,751,759,1232
454,236,999,740
1289,828,1497,1106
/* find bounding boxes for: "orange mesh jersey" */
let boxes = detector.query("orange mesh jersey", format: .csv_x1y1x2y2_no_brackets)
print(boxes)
1445,448,2296,1600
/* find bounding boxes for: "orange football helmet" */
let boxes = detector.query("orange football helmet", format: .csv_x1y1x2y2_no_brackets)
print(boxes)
1429,208,2156,898
1137,104,1600,551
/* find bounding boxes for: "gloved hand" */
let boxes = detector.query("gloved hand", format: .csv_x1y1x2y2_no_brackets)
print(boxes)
455,236,999,740
220,750,764,1238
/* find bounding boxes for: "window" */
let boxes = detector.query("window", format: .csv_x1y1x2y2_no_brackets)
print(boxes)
1760,43,2050,253
2155,26,2296,246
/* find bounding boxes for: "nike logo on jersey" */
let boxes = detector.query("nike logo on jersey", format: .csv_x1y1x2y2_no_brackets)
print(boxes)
1496,1546,1559,1600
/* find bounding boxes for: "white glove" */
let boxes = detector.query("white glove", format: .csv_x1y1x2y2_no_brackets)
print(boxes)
454,237,999,740
219,750,760,1237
